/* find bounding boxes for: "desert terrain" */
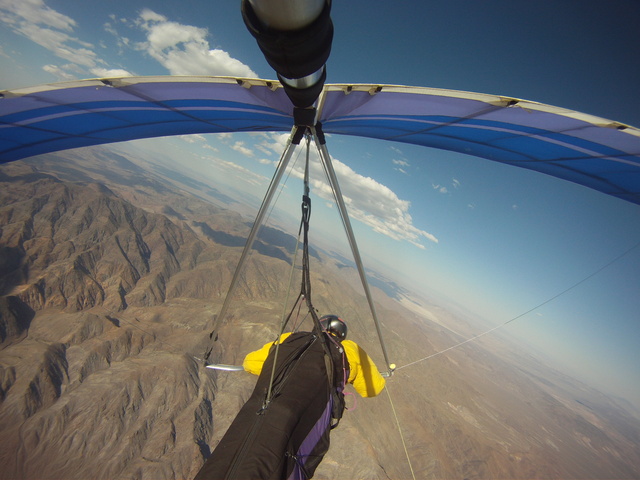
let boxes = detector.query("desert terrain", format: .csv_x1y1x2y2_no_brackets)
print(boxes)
1,145,639,479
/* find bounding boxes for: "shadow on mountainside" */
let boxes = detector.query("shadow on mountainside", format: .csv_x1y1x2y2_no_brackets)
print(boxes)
0,246,26,296
194,221,320,265
0,296,35,350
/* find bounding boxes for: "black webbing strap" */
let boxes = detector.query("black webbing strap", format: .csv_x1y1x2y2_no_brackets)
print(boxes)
299,134,323,336
262,131,339,411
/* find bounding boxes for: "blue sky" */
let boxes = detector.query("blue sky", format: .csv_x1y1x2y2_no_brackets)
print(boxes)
1,0,639,408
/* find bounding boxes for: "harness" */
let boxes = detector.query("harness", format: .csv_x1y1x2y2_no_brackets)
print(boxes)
258,331,347,479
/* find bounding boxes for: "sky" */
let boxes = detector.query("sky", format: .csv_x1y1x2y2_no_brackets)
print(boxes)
1,0,639,408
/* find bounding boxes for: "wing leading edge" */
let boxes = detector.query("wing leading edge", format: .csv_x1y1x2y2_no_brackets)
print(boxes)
1,77,639,204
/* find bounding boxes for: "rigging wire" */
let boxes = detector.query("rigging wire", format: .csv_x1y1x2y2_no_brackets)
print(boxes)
307,127,413,477
397,239,640,371
386,239,640,479
385,386,417,480
276,135,315,337
264,138,304,237
203,125,300,363
267,139,306,337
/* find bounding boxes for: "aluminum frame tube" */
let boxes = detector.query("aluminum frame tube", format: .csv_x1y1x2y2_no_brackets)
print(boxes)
311,127,394,374
210,125,301,337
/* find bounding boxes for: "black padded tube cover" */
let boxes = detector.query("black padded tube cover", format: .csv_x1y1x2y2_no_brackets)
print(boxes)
242,0,333,107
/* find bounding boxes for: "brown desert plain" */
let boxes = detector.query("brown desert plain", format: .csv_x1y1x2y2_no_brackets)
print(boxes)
1,145,639,480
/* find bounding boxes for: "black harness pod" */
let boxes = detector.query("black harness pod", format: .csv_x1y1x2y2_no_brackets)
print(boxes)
195,332,348,480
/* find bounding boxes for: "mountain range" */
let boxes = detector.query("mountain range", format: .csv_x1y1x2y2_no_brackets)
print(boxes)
1,145,639,479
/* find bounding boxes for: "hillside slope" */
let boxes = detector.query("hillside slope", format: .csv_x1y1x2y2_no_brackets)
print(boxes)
1,148,639,480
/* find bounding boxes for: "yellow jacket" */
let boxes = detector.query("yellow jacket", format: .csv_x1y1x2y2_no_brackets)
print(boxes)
243,332,386,398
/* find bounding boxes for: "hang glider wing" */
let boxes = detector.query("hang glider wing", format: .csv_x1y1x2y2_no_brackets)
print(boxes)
0,76,294,162
318,84,640,205
1,76,639,204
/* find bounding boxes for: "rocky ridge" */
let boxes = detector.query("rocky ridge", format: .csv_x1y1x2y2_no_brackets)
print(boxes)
1,148,639,479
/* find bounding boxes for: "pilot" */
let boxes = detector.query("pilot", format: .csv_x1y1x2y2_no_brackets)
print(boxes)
195,314,385,480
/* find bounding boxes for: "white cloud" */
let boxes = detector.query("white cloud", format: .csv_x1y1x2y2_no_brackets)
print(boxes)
179,134,219,153
179,134,207,144
258,132,291,156
429,178,460,194
326,159,439,247
0,1,257,82
253,133,438,248
90,67,133,77
13,18,97,67
144,18,205,51
0,0,76,31
433,184,448,194
392,158,410,167
211,157,267,186
390,147,412,177
103,22,118,37
231,141,254,157
255,144,274,156
216,132,234,141
136,9,257,77
103,21,130,53
41,62,85,81
0,0,135,80
42,63,76,80
139,9,166,25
